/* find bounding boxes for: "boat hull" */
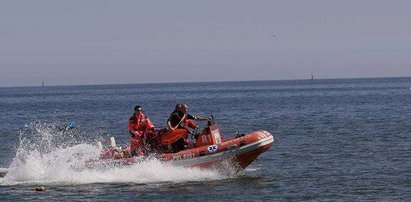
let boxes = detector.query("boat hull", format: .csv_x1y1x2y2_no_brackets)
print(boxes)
85,130,274,170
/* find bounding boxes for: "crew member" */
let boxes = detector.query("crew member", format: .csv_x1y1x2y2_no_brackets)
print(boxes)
167,104,211,131
166,104,211,151
128,105,154,156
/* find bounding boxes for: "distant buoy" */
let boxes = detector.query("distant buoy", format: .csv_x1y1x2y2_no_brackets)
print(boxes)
35,186,46,191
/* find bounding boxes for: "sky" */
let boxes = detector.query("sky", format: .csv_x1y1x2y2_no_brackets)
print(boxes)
1,0,410,87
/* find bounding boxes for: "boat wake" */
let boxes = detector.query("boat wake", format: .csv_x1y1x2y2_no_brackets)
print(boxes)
0,122,234,186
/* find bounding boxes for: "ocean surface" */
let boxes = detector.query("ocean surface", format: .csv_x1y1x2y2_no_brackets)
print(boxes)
0,77,410,201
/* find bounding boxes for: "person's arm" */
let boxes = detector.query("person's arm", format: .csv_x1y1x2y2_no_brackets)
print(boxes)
132,130,142,136
193,115,212,121
145,117,155,130
129,119,141,136
129,127,141,136
167,120,176,131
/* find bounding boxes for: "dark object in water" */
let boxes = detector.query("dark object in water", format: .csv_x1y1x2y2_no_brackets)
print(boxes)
0,168,7,178
35,186,46,191
59,122,75,132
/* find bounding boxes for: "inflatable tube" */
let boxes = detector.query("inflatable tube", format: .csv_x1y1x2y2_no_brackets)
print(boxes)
160,129,187,144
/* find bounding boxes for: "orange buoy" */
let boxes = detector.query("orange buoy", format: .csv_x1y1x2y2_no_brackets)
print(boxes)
160,129,187,144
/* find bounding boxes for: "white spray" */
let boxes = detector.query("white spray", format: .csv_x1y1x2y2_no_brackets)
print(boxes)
1,122,227,185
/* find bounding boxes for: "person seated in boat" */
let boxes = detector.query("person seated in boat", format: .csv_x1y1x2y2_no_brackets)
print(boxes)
128,105,155,156
166,104,211,151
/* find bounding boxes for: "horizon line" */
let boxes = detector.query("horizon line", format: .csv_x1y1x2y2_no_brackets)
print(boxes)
1,75,411,88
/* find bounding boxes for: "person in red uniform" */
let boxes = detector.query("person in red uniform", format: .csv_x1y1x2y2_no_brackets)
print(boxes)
128,105,155,156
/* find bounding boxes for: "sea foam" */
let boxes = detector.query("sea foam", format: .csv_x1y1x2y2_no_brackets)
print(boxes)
1,122,224,185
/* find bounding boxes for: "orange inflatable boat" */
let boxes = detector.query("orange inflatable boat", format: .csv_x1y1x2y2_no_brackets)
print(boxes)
85,119,274,170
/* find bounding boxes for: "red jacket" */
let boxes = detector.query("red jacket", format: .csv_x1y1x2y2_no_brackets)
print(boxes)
128,113,154,136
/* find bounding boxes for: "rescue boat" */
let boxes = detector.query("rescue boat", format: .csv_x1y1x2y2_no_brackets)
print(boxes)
85,119,274,170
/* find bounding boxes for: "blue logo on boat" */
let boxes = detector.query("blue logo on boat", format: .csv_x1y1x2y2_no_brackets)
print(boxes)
207,145,218,153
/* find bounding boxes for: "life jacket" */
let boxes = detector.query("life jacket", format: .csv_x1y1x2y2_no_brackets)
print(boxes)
128,112,154,135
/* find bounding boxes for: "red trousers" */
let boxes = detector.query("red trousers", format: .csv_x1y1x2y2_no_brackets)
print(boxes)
130,134,144,156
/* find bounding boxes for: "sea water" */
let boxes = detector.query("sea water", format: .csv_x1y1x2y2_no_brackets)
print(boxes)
0,78,410,201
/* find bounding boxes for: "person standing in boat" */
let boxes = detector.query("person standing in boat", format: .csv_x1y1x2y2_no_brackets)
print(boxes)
167,104,211,151
167,103,182,130
167,104,211,131
128,105,155,156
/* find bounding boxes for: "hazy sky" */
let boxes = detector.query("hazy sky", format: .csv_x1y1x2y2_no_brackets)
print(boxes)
1,0,410,87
